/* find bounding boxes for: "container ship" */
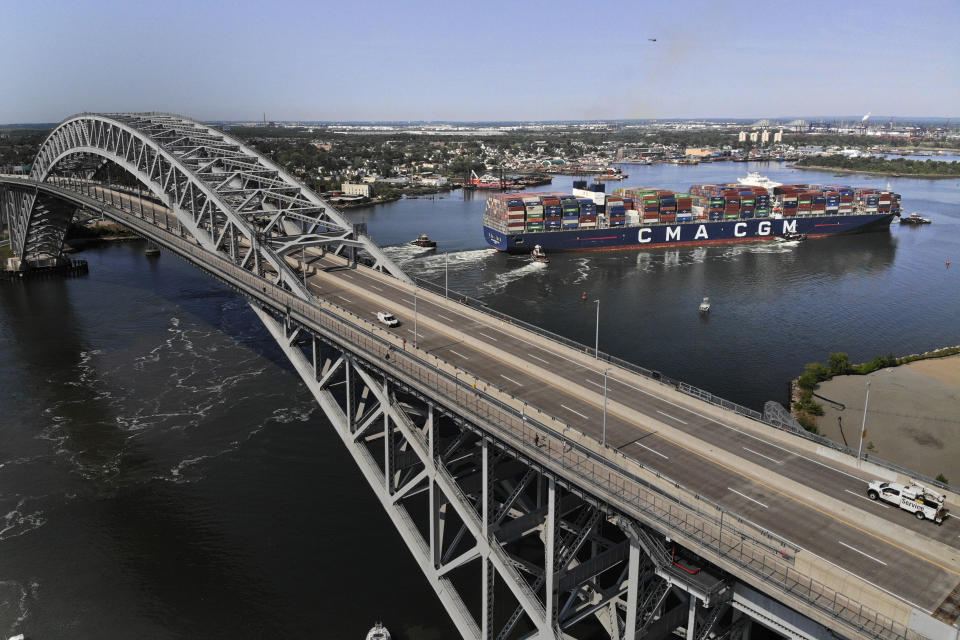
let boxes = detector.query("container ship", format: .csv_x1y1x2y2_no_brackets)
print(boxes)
482,175,900,253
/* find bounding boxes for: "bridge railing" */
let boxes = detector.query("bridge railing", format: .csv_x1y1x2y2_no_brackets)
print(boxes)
406,271,954,494
157,253,914,640
32,179,923,640
31,174,952,491
270,278,916,640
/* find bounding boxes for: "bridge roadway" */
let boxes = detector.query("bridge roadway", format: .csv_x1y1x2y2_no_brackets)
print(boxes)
307,258,960,594
16,179,960,633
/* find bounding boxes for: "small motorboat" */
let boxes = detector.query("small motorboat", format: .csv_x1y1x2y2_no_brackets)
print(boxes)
410,233,437,248
778,232,807,242
899,212,931,225
365,622,391,640
698,297,711,314
531,244,549,263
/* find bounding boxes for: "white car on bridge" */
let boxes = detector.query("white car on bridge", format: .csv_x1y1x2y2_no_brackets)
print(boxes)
377,311,399,327
867,480,947,524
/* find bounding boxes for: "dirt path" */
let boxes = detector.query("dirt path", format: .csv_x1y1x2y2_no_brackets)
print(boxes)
815,355,960,482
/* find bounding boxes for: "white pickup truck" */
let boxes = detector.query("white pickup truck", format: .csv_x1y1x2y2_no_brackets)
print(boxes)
376,311,399,327
867,480,947,524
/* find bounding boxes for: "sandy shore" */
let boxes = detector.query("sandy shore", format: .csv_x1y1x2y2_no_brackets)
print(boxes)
814,354,960,482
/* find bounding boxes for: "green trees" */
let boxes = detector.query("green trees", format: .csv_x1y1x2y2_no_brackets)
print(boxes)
795,154,960,176
797,362,831,389
828,352,852,376
445,156,486,177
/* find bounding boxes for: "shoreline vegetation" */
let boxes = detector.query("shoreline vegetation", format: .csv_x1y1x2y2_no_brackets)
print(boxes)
790,345,960,434
792,154,960,178
336,183,457,209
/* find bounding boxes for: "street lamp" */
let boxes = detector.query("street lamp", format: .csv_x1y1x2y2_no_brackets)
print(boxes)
857,381,871,460
444,251,449,299
594,299,600,360
414,285,419,346
602,367,611,446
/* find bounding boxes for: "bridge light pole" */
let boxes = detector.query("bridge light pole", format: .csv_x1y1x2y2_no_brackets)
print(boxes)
602,367,610,446
594,299,600,360
444,251,449,299
414,285,418,347
857,381,871,461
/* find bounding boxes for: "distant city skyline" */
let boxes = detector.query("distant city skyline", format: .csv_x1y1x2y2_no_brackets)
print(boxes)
3,0,958,125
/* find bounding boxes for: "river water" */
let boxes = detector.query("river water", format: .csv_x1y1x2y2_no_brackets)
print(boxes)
1,160,958,638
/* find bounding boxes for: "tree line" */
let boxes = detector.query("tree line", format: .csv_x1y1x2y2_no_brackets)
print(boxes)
795,154,960,176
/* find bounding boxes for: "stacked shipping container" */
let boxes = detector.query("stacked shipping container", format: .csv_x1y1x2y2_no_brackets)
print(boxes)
487,182,901,235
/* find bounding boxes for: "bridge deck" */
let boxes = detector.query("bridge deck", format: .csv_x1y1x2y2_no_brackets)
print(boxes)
7,178,960,636
127,183,960,617
307,254,960,601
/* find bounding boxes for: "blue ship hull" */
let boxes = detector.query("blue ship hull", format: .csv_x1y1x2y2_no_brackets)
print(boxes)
484,214,895,253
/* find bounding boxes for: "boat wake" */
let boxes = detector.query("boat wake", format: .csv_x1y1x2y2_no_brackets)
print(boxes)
36,307,318,489
481,259,547,294
0,579,37,636
719,242,800,258
381,244,440,265
0,498,46,541
409,249,497,277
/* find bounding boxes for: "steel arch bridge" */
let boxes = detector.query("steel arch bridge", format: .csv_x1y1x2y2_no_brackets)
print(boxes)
4,112,406,285
2,114,952,640
0,113,748,640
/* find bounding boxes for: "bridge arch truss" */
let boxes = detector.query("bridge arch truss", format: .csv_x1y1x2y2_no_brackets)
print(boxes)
6,112,406,286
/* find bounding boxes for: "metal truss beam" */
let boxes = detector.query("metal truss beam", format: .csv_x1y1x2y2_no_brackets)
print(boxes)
10,112,407,281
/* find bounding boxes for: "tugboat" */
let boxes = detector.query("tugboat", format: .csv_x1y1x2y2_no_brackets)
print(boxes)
899,212,931,225
779,231,807,242
698,297,711,314
531,244,549,263
365,622,391,640
410,233,437,248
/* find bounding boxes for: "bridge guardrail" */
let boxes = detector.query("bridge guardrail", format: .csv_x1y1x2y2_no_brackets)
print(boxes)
405,272,954,495
30,178,925,640
26,175,956,493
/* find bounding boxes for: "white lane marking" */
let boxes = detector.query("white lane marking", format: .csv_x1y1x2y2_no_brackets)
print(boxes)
448,350,470,360
728,488,769,509
337,295,352,303
402,298,415,305
656,410,687,424
370,285,383,292
586,379,604,388
268,258,949,606
407,329,417,336
844,489,890,508
634,441,669,459
608,375,868,484
742,447,783,464
321,260,886,504
500,374,522,386
561,404,589,420
777,536,927,610
438,314,453,322
340,273,354,280
528,353,550,364
837,540,888,566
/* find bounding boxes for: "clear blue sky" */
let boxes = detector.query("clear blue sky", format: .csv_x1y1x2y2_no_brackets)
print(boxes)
3,0,958,124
